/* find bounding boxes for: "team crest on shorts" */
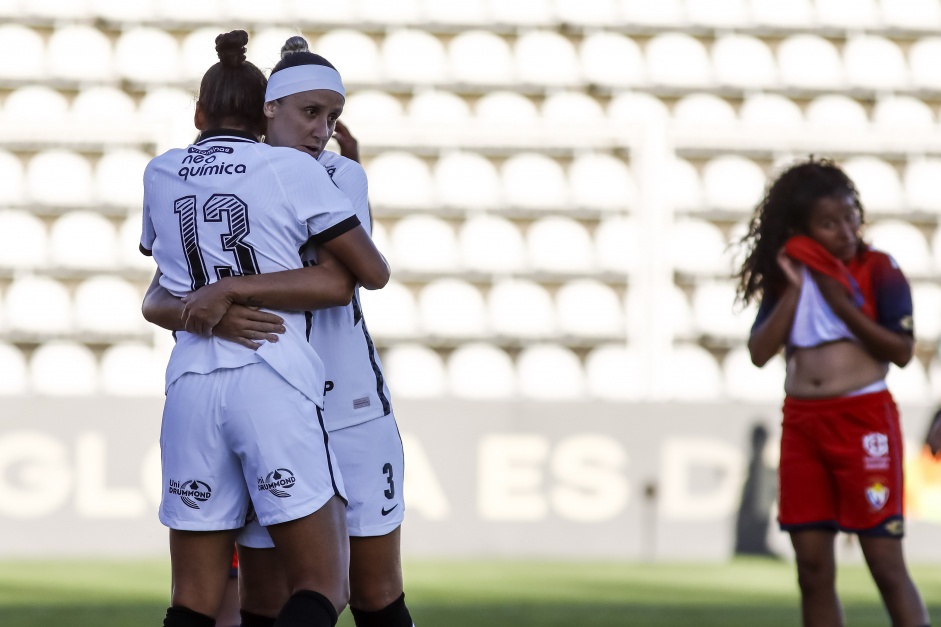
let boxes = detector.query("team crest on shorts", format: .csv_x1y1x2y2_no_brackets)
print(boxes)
863,433,890,470
866,482,890,510
168,479,212,510
257,468,296,498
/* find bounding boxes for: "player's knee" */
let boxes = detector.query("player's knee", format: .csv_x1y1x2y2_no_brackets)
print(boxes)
795,557,835,589
350,592,413,627
349,580,403,613
163,605,215,627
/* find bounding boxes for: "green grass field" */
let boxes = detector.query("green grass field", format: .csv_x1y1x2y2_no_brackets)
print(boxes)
1,558,939,626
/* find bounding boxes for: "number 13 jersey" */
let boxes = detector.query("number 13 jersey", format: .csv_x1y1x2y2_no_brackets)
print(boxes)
140,130,360,408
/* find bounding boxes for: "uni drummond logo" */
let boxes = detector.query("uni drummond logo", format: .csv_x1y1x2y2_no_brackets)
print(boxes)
168,479,212,510
258,468,296,498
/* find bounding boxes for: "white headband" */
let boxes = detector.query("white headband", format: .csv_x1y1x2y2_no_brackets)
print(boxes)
265,64,346,102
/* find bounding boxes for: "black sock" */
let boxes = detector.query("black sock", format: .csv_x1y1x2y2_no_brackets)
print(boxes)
240,610,276,627
350,593,413,627
164,605,216,627
274,590,338,627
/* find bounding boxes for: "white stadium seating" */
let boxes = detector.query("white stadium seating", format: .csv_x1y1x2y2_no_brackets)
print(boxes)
517,344,585,400
595,217,641,274
0,210,47,269
542,92,606,125
815,0,881,29
872,96,935,132
447,343,516,399
739,94,804,128
904,159,941,212
866,220,932,276
621,0,686,26
424,0,489,24
881,0,941,29
30,341,98,396
0,150,26,205
119,214,157,271
750,0,814,27
47,25,113,81
665,344,722,401
382,30,449,85
358,280,419,338
342,90,405,127
568,153,637,212
4,86,68,120
579,32,645,88
449,30,515,85
408,91,472,124
585,344,645,401
475,91,540,127
842,157,904,213
5,276,72,334
418,279,488,338
390,216,459,272
712,35,778,89
489,0,554,25
434,152,502,210
723,348,786,402
49,211,117,270
913,283,941,343
557,0,619,24
0,343,28,395
645,33,713,88
805,95,868,130
514,31,580,87
381,344,447,398
843,37,910,91
527,217,595,273
99,343,165,396
459,215,526,273
115,27,181,84
72,87,136,124
92,0,157,21
671,219,730,276
28,151,94,207
777,36,845,89
366,152,435,210
702,156,766,213
73,276,144,335
607,92,670,125
316,30,382,84
0,25,44,80
181,28,224,82
555,280,624,338
502,154,569,210
488,279,556,338
909,38,941,91
95,149,151,207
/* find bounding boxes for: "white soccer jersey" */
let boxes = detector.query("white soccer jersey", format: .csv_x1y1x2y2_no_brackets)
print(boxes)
303,150,393,431
140,130,359,407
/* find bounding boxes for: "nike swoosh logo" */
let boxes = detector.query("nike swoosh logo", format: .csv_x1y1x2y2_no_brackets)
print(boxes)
381,504,398,516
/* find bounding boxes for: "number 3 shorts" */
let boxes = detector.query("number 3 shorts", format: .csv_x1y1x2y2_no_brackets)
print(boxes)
238,411,405,548
158,362,346,532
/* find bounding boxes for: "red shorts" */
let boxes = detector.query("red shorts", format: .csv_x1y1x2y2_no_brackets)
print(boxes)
778,389,905,537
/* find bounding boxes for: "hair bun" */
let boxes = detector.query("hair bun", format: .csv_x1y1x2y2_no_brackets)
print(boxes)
215,30,249,67
281,35,310,59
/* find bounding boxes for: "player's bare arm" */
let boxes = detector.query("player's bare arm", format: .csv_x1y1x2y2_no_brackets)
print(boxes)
319,224,390,290
812,271,914,367
748,248,802,367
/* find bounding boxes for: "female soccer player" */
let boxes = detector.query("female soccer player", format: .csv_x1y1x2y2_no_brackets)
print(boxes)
143,37,414,627
736,158,929,627
140,31,389,627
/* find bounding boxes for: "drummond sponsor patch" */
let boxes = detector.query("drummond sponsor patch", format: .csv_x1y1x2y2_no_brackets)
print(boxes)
257,468,296,498
168,479,212,510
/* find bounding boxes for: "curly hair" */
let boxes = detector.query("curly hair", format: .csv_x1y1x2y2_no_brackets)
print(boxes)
734,158,865,306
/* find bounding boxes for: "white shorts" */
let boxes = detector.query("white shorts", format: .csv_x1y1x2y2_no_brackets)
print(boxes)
238,412,404,547
159,362,346,531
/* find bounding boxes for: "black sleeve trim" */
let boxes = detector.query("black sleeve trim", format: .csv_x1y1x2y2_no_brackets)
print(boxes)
139,243,153,256
311,215,361,245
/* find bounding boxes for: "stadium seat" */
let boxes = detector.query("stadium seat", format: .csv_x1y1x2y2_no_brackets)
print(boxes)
424,0,489,24
139,87,194,123
805,95,868,130
475,91,540,127
687,0,748,27
904,159,941,213
434,151,501,209
556,0,618,25
23,0,91,19
246,28,298,71
47,25,113,81
625,283,695,338
119,213,157,271
692,281,754,338
73,276,144,335
0,343,28,395
316,30,382,84
555,279,625,338
621,0,686,25
607,92,670,125
514,31,580,86
370,220,391,259
740,94,804,128
72,87,136,124
358,280,419,337
342,90,405,128
449,30,514,85
912,282,941,342
645,34,713,88
381,344,447,398
382,29,449,85
872,96,935,131
49,211,117,270
488,279,556,338
502,153,569,210
665,344,722,401
0,210,47,269
4,86,69,120
881,0,941,29
28,151,94,207
568,153,637,212
447,343,516,399
366,152,435,210
669,158,704,211
92,0,157,21
777,35,845,89
887,359,929,404
5,276,72,334
99,343,165,396
181,28,224,82
585,344,646,401
702,156,766,212
459,215,526,272
418,279,488,337
517,344,585,400
671,219,730,276
159,0,224,21
712,35,777,89
31,342,99,396
527,217,595,273
0,150,25,205
909,38,941,91
408,90,472,123
595,217,641,274
816,0,881,28
389,215,459,272
115,27,181,84
0,25,44,80
843,37,909,91
542,92,606,125
842,157,903,213
672,94,737,126
95,149,151,207
288,0,357,23
359,0,422,23
579,32,645,88
750,0,814,27
225,0,288,22
490,0,554,25
866,220,931,276
723,348,785,402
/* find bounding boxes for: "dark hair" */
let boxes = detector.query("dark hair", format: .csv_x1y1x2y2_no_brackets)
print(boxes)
271,35,337,76
197,30,267,137
734,157,865,306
